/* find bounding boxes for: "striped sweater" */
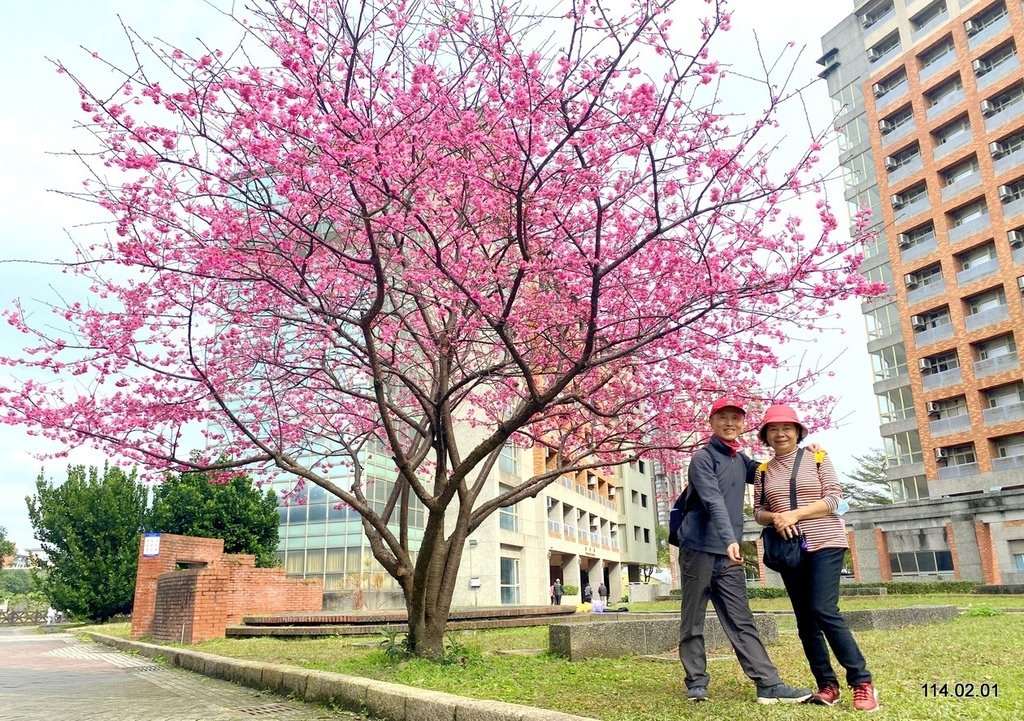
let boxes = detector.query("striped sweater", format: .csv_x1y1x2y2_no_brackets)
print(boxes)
753,449,848,553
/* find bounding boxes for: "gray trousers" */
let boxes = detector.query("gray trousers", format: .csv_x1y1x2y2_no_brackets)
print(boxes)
678,546,782,689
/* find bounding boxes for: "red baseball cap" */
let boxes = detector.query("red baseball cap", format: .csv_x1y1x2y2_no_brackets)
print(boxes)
709,397,746,419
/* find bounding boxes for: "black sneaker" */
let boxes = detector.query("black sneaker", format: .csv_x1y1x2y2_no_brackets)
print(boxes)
756,683,813,704
687,685,708,702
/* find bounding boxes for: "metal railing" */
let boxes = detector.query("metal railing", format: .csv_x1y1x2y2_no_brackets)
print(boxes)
941,174,981,202
907,280,946,304
922,367,963,390
983,401,1024,425
964,304,1010,331
985,99,1023,132
956,258,999,285
914,323,954,346
926,90,965,120
1002,196,1024,222
973,352,1020,377
889,156,923,184
936,462,980,479
947,215,991,244
930,414,972,436
977,56,1020,89
919,52,956,82
968,16,1011,50
934,131,972,158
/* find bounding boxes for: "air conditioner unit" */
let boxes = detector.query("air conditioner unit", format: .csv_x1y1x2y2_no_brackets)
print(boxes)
897,233,912,248
927,401,941,414
964,19,979,36
919,358,932,372
904,273,919,289
990,141,1006,158
934,447,948,461
911,314,927,330
981,100,997,116
879,118,895,133
884,156,898,171
1018,275,1024,291
608,486,616,497
590,519,599,529
998,184,1013,201
862,15,875,29
972,58,985,75
867,47,881,62
890,193,905,208
546,497,556,510
1009,229,1024,247
872,82,886,97
587,474,597,486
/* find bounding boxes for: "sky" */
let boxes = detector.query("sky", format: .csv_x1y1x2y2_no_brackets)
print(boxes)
0,0,870,553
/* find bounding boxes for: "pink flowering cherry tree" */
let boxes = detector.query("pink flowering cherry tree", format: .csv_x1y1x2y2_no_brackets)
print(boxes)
1,0,882,658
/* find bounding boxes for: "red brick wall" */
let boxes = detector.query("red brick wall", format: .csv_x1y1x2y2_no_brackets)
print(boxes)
848,531,862,582
755,538,768,586
875,529,893,581
133,533,323,643
131,535,224,639
945,522,962,580
975,520,1001,585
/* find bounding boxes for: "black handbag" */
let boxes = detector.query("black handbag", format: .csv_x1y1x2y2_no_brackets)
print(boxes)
760,448,806,572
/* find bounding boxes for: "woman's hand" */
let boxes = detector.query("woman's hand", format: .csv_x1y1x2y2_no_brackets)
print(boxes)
773,510,801,538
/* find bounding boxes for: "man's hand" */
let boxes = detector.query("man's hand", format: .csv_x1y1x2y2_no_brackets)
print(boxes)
726,542,743,564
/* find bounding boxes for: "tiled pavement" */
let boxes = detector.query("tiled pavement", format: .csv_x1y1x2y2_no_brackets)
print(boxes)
0,626,365,721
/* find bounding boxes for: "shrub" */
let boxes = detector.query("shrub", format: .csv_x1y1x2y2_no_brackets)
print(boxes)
562,584,579,595
745,586,789,599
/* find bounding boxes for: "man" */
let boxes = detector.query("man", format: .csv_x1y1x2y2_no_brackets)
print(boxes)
677,398,812,704
553,578,563,606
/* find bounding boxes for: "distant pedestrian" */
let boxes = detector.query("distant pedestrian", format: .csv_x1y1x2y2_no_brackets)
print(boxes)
46,606,57,625
582,583,593,603
598,582,608,604
553,579,563,605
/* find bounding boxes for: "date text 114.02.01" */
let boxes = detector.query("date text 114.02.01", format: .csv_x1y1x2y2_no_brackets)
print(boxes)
922,683,998,698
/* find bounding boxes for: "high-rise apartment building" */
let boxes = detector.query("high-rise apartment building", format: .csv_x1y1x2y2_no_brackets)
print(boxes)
799,0,1024,585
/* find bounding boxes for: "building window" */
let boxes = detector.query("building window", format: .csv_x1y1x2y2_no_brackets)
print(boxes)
890,475,930,503
499,557,520,605
843,151,875,188
984,83,1024,115
925,75,963,108
941,156,979,186
923,349,960,374
911,305,951,333
965,286,1007,315
640,493,648,508
634,525,641,541
838,115,870,152
498,442,518,475
877,385,915,424
643,528,651,544
985,381,1024,407
498,484,519,532
1011,541,1024,571
958,241,997,271
884,430,924,466
966,2,1008,35
863,261,893,286
912,1,947,32
869,31,901,62
871,342,908,381
638,460,646,474
865,302,901,340
919,35,955,69
933,114,971,146
831,80,860,116
948,198,988,227
974,41,1017,77
889,551,954,575
941,442,977,466
975,333,1016,361
994,432,1024,459
848,187,882,224
862,1,896,30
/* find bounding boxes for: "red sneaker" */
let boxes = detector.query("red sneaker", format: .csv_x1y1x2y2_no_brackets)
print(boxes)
809,684,841,706
852,682,879,712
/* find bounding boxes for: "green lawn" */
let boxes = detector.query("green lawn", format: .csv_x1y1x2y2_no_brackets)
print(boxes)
632,594,1024,613
86,600,1024,720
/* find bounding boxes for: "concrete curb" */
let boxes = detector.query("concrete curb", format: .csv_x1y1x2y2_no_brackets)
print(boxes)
83,632,597,721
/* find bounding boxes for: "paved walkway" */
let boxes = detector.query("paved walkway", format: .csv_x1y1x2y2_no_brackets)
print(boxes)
0,626,365,721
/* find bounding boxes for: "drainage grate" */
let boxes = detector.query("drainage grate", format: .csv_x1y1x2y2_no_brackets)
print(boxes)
130,664,166,673
238,704,298,716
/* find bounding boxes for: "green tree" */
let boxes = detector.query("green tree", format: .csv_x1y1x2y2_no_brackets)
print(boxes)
0,526,14,563
0,569,34,595
845,448,894,507
655,524,670,568
26,464,147,620
148,469,280,567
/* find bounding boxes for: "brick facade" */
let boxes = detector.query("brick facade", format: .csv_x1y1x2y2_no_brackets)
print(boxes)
131,533,322,644
974,519,1002,585
874,528,893,581
848,530,862,582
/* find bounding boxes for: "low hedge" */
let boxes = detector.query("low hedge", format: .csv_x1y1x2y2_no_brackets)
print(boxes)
668,580,978,598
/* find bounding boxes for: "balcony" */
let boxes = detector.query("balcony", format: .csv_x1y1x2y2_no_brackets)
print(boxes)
907,279,946,304
985,98,1024,132
956,257,999,285
872,43,903,68
977,56,1021,90
930,414,972,436
926,90,966,121
562,524,576,540
947,214,991,244
922,367,963,390
994,147,1024,176
919,53,957,83
912,11,950,43
877,80,910,110
968,16,1011,50
934,131,972,158
993,454,1024,471
895,196,932,224
900,236,938,262
884,121,916,146
941,174,981,202
984,401,1024,425
914,323,954,346
889,156,924,185
973,352,1020,377
1002,196,1024,222
964,304,1010,331
936,462,981,479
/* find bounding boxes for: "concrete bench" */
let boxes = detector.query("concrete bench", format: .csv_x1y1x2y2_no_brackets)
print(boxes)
840,605,958,631
549,613,778,661
839,586,888,596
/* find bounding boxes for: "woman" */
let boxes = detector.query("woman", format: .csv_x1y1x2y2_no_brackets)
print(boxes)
753,404,879,712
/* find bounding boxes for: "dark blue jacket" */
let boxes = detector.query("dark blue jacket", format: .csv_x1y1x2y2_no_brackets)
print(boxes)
679,436,758,554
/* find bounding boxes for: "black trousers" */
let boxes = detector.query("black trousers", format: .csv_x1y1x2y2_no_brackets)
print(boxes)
678,546,782,689
779,547,871,687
